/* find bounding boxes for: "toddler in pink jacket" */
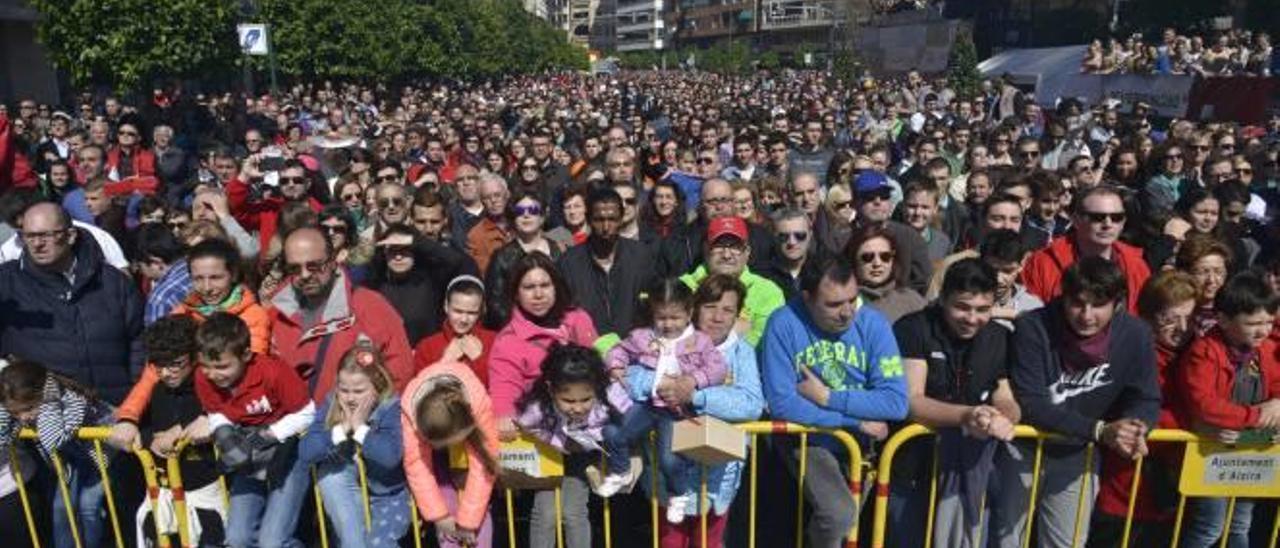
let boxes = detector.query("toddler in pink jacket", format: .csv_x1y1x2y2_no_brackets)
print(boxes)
599,280,727,524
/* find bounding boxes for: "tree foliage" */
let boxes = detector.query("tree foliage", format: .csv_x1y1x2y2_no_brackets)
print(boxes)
947,29,982,99
28,0,586,91
27,0,240,90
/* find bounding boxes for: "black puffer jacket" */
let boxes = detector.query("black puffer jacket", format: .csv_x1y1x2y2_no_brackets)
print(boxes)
0,230,144,404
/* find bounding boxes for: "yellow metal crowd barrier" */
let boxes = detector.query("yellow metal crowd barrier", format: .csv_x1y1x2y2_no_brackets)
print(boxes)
15,423,1280,548
870,424,1280,548
13,421,864,548
493,421,865,548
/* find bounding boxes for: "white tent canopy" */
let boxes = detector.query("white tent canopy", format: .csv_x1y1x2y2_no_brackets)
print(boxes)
978,45,1089,86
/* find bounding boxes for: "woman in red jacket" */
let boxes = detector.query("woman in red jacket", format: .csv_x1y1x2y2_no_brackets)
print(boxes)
1176,272,1280,548
1090,271,1197,547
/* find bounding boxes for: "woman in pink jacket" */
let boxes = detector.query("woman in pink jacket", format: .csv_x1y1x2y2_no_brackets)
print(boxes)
401,361,499,547
489,252,599,441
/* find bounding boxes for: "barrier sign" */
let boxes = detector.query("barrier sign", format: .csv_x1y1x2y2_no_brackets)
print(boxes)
1179,441,1280,498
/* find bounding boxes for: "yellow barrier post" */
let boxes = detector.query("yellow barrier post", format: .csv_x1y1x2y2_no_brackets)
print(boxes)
747,433,758,548
10,445,42,548
49,451,83,548
1220,497,1237,548
164,440,195,548
650,436,659,548
354,446,374,532
795,432,807,548
1119,454,1143,548
131,448,169,548
699,464,709,548
504,488,516,548
736,422,864,548
311,467,329,548
90,438,126,548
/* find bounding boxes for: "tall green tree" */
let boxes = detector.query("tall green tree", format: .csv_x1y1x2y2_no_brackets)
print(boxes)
27,0,240,90
947,29,982,99
29,0,585,90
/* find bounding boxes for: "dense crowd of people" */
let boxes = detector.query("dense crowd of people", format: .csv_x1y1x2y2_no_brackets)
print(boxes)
1081,27,1274,76
0,64,1279,548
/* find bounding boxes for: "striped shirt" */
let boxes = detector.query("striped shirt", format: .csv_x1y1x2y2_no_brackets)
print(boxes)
145,261,190,325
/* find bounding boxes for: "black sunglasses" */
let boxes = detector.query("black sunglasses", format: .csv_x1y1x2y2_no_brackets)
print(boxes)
1082,211,1126,224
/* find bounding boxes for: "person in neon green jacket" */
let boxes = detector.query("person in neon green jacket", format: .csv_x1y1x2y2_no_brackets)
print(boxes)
678,217,785,346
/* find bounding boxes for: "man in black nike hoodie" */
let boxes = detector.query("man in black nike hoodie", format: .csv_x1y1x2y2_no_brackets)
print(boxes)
990,257,1161,548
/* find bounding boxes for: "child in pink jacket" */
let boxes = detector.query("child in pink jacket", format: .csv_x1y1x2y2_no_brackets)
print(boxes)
401,361,499,548
600,280,728,524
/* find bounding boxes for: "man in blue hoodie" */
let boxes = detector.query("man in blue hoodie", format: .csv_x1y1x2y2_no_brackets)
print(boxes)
760,255,908,548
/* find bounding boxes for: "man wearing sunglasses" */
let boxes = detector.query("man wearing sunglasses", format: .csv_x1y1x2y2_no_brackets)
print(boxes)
268,226,414,400
768,208,821,298
227,158,323,251
105,120,157,181
1022,185,1150,313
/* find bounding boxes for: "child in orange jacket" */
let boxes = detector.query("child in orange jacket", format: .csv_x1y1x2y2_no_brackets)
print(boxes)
401,361,499,547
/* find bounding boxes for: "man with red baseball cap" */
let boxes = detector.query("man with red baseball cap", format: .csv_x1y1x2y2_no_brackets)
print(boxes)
678,215,785,346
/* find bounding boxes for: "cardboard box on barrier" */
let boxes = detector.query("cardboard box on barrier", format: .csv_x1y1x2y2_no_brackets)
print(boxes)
449,432,565,489
672,416,746,465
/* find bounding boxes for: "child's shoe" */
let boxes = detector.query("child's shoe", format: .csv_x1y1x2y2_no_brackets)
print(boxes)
666,494,691,524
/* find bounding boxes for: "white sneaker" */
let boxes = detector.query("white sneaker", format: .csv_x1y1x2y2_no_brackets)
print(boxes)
596,471,634,498
666,494,691,524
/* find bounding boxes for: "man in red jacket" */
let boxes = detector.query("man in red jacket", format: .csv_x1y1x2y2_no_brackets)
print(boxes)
268,227,414,400
227,158,322,251
1176,271,1280,548
1022,185,1149,312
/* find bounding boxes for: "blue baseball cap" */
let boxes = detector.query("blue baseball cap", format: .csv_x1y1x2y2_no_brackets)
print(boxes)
854,171,891,195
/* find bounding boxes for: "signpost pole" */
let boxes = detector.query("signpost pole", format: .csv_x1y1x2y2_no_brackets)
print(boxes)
267,24,280,96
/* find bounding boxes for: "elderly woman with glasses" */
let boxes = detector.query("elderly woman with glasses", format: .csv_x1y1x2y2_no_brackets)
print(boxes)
1090,271,1198,547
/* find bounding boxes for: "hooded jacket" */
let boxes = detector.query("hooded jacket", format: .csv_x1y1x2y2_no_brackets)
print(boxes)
1022,235,1151,313
0,231,144,404
1010,301,1161,447
268,268,414,400
400,362,498,531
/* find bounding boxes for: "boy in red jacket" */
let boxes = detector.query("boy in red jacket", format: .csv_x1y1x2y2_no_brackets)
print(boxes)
1176,272,1280,548
194,312,316,548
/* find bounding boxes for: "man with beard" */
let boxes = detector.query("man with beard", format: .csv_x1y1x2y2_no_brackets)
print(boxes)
227,158,322,251
267,227,414,399
556,188,656,341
